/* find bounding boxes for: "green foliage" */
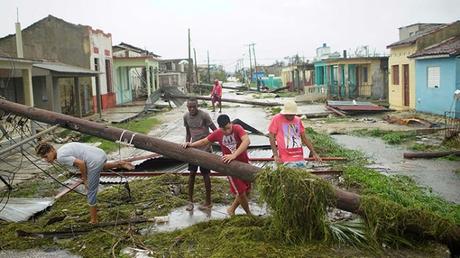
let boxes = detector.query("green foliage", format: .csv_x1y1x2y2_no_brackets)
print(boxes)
0,175,232,258
257,166,336,243
353,129,416,145
306,128,367,166
343,166,460,224
269,107,281,115
360,195,458,247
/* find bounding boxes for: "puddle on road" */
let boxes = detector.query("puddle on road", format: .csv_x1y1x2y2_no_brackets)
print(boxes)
141,202,267,235
332,135,460,204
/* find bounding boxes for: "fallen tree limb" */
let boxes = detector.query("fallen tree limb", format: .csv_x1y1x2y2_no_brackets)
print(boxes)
403,150,460,159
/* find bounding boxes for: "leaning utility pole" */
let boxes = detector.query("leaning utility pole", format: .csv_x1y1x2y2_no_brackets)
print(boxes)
207,50,211,83
248,45,253,84
187,28,193,93
193,48,199,84
250,43,258,91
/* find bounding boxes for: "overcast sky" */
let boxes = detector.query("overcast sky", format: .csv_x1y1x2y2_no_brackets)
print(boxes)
1,0,459,71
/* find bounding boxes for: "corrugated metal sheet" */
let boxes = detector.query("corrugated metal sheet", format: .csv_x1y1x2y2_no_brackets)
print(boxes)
327,101,386,112
34,62,101,75
0,198,54,222
333,105,386,111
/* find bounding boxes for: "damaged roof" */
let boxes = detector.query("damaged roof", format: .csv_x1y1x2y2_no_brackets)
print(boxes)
408,36,460,58
34,62,102,76
387,24,446,48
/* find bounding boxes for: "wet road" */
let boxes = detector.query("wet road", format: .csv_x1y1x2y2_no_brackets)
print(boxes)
333,135,460,204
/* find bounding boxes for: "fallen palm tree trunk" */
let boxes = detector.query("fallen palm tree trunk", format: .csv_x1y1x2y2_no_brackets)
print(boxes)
403,150,460,159
0,99,459,252
165,94,282,107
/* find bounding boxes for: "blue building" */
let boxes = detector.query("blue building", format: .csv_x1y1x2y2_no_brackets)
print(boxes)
409,36,460,118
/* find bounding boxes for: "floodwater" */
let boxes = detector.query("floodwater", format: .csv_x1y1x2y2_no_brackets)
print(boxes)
141,202,267,235
332,135,460,204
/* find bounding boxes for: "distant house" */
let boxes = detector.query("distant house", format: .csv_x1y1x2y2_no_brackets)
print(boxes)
281,63,314,91
386,22,460,110
159,58,191,91
409,36,460,117
112,42,160,105
321,57,389,100
0,15,115,116
312,43,388,100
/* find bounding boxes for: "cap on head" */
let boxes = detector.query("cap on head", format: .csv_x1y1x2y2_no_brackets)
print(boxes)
280,100,298,115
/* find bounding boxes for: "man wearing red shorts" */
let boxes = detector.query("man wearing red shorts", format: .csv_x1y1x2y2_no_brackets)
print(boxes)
210,79,222,113
183,114,252,216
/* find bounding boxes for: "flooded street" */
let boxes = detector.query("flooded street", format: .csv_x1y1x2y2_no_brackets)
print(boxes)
333,135,460,204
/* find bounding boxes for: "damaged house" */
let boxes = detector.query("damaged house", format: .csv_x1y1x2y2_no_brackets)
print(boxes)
112,42,161,105
0,15,115,116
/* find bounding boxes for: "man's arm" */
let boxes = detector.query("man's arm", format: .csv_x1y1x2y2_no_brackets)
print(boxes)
300,133,322,162
183,137,211,148
268,133,281,163
73,159,88,189
222,134,250,163
185,125,191,143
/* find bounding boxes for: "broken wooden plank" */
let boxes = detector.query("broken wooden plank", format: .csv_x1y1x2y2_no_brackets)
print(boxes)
55,179,83,199
325,105,347,117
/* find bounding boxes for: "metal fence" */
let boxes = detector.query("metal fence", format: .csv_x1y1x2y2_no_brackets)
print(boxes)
444,111,460,140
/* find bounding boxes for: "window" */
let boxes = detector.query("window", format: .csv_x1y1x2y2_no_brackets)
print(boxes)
362,67,368,83
392,65,399,85
94,58,99,71
427,66,440,88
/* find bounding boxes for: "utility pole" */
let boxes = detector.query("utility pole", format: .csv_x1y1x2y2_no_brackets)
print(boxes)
207,50,210,83
187,28,193,93
248,45,253,84
193,48,198,84
250,43,258,91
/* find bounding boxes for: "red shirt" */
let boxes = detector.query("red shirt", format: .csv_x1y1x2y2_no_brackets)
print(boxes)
207,124,249,163
268,114,305,162
211,83,222,97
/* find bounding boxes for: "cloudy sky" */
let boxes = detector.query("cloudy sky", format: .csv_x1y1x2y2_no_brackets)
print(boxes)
1,0,459,71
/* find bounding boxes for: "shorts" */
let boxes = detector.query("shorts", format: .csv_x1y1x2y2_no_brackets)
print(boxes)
188,164,211,174
86,159,106,206
228,176,251,196
211,95,221,103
